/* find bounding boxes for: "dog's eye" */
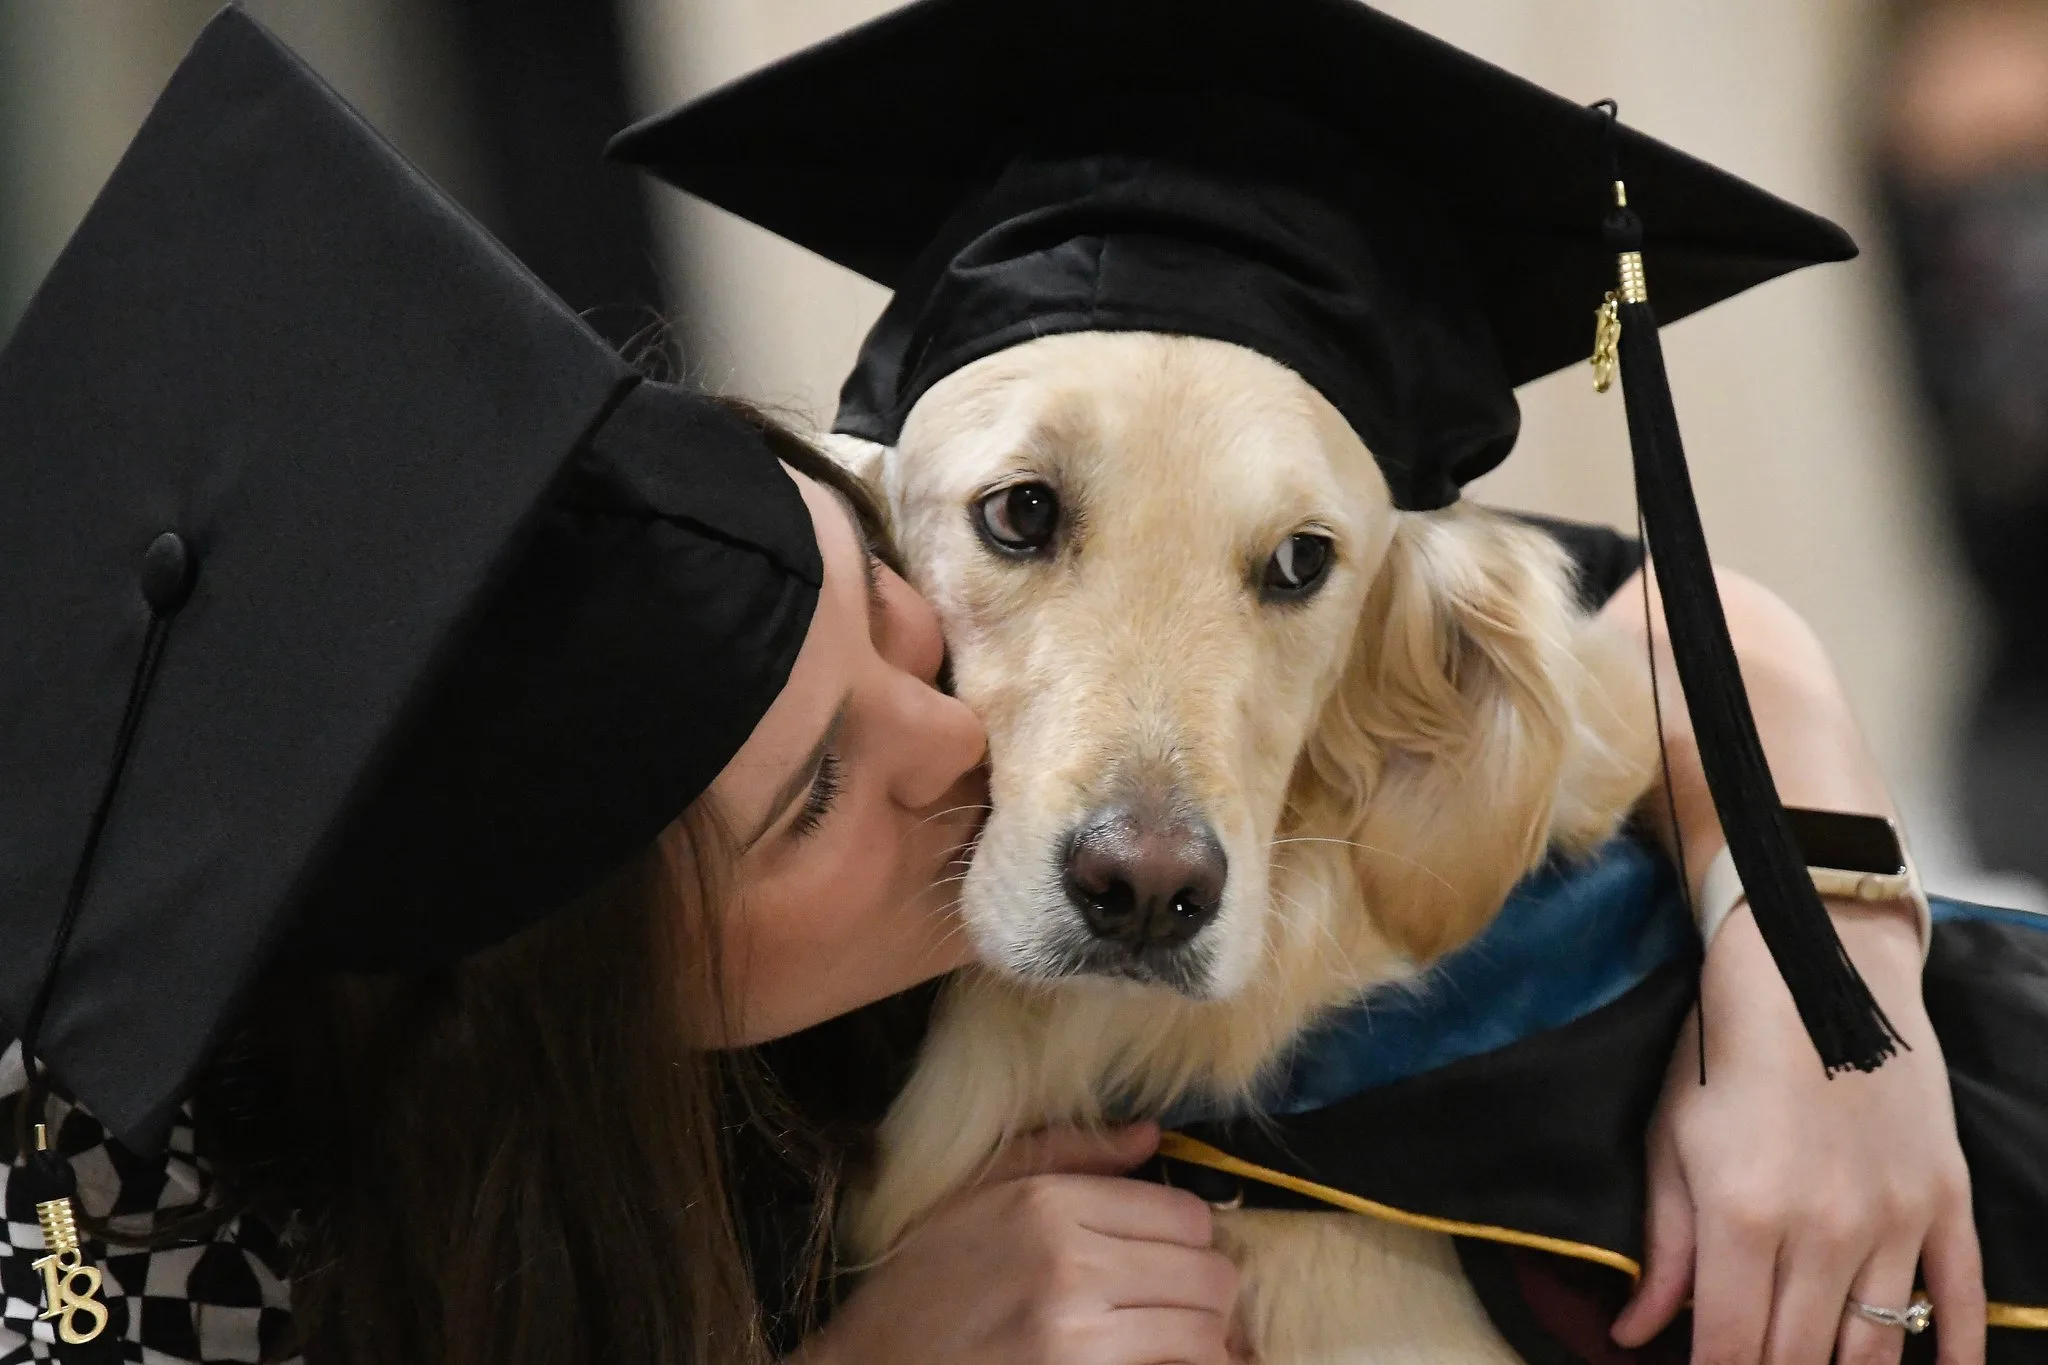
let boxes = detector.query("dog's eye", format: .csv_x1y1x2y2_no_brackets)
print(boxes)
976,482,1061,555
1262,533,1333,599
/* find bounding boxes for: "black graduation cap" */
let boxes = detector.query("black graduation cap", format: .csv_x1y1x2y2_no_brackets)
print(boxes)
0,6,821,1155
614,0,1900,1072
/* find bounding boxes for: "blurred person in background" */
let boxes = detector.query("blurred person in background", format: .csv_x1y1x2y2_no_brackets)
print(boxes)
1877,0,2048,884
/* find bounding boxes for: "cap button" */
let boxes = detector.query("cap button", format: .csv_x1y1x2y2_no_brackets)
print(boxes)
140,531,196,616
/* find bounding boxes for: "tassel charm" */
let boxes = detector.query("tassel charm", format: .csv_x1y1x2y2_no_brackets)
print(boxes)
1591,293,1621,392
28,1125,109,1346
1591,177,1642,394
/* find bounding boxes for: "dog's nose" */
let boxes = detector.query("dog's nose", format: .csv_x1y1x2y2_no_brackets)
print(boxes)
1062,808,1227,948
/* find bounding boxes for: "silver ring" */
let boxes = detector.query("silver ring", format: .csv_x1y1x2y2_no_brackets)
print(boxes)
1848,1295,1933,1334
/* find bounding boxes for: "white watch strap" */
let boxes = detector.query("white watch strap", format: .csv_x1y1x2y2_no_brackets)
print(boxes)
1692,844,1932,958
1696,844,1747,947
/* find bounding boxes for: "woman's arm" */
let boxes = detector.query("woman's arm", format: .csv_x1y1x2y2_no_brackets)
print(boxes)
1608,564,1898,891
1601,565,1983,1365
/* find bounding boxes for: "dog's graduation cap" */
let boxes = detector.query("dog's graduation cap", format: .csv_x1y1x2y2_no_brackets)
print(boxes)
0,6,821,1163
615,0,1900,1073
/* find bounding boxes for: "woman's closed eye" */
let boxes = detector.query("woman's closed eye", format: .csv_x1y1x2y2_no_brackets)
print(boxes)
788,749,844,841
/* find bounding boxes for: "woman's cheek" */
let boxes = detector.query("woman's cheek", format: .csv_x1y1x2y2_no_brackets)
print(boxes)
827,822,895,939
773,825,891,961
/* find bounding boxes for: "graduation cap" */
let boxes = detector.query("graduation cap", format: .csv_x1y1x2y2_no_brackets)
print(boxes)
0,3,821,1180
614,0,1901,1073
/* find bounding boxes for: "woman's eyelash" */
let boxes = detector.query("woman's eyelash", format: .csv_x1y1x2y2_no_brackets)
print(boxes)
863,546,885,621
789,750,843,841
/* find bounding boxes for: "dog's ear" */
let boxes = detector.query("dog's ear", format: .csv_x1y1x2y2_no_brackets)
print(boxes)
816,432,893,490
1297,508,1653,963
815,432,906,546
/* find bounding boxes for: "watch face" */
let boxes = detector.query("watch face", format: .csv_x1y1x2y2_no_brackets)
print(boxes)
1782,806,1907,876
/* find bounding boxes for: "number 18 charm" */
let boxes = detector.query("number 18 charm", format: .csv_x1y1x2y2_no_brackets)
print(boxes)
29,1125,109,1345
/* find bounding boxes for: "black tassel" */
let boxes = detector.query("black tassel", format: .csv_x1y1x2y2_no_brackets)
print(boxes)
1595,106,1900,1075
7,532,192,1361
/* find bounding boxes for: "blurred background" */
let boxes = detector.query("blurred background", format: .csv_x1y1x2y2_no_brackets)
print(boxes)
3,0,2042,909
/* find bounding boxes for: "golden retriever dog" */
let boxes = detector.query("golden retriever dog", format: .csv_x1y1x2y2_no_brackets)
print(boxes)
825,329,1660,1363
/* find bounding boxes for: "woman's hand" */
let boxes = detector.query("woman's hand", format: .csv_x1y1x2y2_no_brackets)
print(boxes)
801,1122,1244,1365
1610,902,1983,1365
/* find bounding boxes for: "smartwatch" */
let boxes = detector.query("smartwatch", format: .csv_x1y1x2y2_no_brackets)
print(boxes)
1696,807,1929,953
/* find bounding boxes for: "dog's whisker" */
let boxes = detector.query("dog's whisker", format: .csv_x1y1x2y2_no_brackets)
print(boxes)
915,922,973,958
907,802,994,837
1268,887,1352,978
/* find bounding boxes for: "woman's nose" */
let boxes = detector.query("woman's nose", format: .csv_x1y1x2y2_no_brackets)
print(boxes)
889,683,986,812
875,563,948,685
873,568,986,809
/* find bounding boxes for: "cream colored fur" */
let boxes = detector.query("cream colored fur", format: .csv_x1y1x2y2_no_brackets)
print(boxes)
827,333,1658,1363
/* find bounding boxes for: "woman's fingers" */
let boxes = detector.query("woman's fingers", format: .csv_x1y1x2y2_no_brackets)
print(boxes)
1006,1171,1216,1249
1761,1218,1868,1365
1073,1306,1237,1365
1922,1195,1987,1365
1085,1238,1241,1313
1612,1118,1698,1346
1690,1205,1778,1365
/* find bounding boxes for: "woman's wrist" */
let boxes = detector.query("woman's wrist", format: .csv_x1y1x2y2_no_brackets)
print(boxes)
1706,895,1927,1023
1700,899,1933,1075
1715,894,1923,959
1820,895,1927,981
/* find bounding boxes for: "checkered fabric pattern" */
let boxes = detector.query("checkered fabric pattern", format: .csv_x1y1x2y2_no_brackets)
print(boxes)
0,1044,298,1364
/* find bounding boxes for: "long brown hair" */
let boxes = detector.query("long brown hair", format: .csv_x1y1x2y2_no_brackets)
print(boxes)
192,803,765,1365
169,401,921,1365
